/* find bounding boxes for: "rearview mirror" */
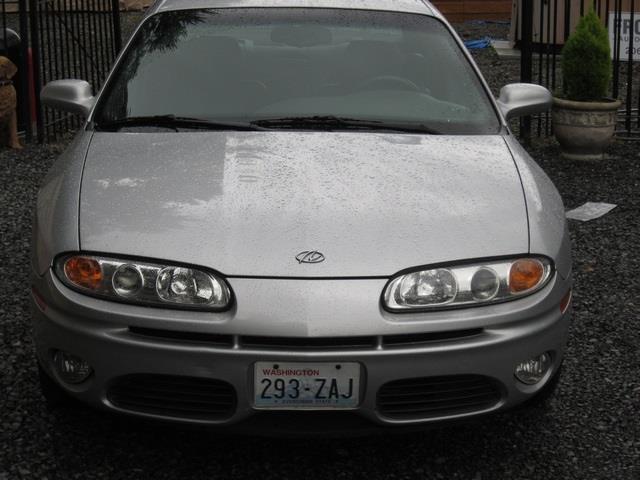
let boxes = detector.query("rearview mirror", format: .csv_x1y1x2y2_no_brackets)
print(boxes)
497,83,552,121
41,79,96,118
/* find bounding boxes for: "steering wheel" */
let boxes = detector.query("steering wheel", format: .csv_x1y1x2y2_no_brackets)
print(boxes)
357,75,421,92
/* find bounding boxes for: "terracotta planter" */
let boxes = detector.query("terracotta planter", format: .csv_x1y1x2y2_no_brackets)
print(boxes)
552,97,621,161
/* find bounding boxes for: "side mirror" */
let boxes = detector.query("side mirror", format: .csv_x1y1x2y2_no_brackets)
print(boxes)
41,80,96,118
497,83,552,121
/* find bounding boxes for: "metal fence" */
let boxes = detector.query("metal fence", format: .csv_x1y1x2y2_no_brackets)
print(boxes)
2,1,639,143
29,0,122,141
519,0,640,139
0,0,121,142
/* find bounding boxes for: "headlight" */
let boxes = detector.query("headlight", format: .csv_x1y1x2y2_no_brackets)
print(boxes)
384,257,552,311
55,254,231,310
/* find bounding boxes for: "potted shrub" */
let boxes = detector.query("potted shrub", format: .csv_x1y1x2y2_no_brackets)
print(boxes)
553,10,621,160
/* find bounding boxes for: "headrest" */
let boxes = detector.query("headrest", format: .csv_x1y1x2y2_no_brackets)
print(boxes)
184,36,243,57
270,25,333,47
346,41,401,59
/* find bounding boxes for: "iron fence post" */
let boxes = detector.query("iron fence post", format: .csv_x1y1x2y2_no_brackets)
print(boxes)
18,0,31,141
625,0,635,134
111,0,122,54
520,0,534,141
28,0,44,143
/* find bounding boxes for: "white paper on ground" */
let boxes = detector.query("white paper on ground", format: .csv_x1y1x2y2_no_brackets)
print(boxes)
566,202,617,222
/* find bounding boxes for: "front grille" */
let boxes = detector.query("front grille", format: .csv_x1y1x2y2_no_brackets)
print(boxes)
128,327,484,351
128,327,234,348
382,329,483,348
240,335,377,350
377,375,502,419
108,374,237,421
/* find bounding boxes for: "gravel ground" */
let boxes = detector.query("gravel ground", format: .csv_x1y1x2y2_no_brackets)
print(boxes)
1,19,639,480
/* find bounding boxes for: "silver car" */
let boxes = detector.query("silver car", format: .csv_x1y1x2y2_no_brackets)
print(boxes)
32,0,572,433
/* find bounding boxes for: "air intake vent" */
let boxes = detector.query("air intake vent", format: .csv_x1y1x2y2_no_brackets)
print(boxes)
128,327,234,348
377,375,501,419
382,329,483,348
127,327,484,351
240,335,377,350
108,374,237,421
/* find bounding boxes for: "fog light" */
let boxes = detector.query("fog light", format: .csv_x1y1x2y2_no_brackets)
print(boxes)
514,352,552,385
53,351,93,384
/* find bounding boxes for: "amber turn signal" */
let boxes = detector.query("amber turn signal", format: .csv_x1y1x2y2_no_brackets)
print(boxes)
509,259,545,293
64,256,103,290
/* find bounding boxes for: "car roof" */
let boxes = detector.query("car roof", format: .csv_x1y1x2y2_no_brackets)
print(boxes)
149,0,438,17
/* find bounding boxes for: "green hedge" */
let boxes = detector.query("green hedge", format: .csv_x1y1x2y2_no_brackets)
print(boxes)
562,10,612,102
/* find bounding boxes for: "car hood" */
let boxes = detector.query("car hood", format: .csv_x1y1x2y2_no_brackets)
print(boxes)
80,132,528,277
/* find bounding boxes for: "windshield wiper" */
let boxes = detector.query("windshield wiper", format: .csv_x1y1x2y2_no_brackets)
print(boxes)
251,116,440,134
96,115,439,134
95,115,266,132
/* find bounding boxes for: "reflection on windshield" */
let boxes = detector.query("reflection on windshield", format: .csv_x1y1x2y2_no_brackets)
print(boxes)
94,8,500,135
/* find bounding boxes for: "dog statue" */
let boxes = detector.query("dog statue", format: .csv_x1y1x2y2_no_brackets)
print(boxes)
0,56,22,150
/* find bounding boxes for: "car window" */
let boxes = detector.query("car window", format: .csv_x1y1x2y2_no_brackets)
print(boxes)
94,8,501,134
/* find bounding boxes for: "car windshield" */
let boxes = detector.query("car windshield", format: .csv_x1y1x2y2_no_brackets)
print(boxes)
94,8,501,134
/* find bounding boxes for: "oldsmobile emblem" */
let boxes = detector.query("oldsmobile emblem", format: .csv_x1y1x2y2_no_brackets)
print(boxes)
296,251,325,264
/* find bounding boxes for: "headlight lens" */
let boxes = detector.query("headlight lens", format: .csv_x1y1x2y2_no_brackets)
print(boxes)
56,254,231,310
384,257,552,311
470,267,500,301
156,266,226,306
397,269,457,306
112,264,144,297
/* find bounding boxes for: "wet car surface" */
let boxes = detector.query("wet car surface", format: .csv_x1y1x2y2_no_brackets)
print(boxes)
31,0,571,432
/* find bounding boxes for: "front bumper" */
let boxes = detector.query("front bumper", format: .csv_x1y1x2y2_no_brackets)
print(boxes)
32,268,572,431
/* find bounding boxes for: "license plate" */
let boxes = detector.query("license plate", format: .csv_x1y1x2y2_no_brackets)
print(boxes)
254,362,360,410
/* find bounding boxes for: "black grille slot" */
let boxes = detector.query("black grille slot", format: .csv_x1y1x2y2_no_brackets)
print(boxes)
128,327,234,348
240,335,377,350
377,375,501,419
382,329,484,348
108,374,237,420
128,328,484,351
